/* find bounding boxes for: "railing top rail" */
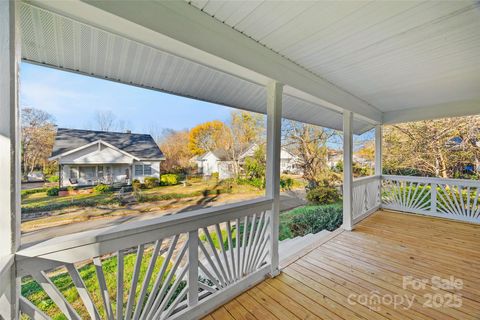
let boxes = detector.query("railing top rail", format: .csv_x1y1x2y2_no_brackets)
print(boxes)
382,175,480,187
17,197,272,262
353,175,381,186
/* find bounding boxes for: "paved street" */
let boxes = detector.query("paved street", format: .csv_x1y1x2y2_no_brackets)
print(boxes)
21,190,306,247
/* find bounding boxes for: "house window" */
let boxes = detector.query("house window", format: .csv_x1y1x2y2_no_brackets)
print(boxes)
135,164,153,176
144,164,152,175
70,167,78,179
97,166,104,178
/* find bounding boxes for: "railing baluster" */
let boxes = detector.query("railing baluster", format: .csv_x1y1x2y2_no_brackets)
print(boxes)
132,240,163,320
66,263,101,320
125,244,145,320
187,230,199,307
430,183,437,213
31,270,81,320
117,250,125,320
93,257,114,320
16,199,275,320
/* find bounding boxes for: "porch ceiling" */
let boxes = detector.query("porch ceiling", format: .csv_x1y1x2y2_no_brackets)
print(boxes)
19,1,480,128
19,2,374,134
189,0,480,120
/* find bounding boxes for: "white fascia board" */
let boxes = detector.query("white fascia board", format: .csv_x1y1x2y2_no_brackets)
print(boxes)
26,0,382,123
383,99,480,124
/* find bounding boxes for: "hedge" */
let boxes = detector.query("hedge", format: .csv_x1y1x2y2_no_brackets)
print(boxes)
288,205,342,237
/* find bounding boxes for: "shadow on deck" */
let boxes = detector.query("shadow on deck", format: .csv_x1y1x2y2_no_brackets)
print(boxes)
205,210,480,320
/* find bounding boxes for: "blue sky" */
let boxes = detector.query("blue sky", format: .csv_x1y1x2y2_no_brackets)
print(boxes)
20,62,233,134
20,62,372,149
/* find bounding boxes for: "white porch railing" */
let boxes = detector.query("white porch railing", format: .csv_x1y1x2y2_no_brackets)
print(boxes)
381,175,480,224
15,198,273,320
352,175,381,223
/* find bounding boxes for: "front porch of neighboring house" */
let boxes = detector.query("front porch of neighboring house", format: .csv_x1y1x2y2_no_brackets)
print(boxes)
60,163,132,187
1,2,480,320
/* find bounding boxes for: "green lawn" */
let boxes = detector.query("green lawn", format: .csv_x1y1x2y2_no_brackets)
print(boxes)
22,248,176,320
21,179,264,215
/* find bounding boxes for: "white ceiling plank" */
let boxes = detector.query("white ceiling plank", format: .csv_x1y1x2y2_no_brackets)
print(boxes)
71,0,383,122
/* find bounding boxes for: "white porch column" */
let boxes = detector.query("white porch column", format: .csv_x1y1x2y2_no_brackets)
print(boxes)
375,124,382,176
0,1,21,318
342,111,354,231
265,80,283,277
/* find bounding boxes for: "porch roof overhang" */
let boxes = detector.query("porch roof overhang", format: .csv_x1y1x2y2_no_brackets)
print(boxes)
19,0,480,130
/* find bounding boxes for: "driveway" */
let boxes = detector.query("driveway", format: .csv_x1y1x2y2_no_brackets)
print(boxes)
21,190,306,247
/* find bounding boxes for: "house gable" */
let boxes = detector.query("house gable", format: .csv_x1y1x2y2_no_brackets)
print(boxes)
57,141,136,164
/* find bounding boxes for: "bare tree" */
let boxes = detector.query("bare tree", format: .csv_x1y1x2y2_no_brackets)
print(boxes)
21,107,56,176
383,116,480,178
282,120,339,187
94,110,117,132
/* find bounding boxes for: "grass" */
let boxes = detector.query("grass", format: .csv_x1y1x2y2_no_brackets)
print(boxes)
21,179,264,215
21,191,118,214
21,247,176,320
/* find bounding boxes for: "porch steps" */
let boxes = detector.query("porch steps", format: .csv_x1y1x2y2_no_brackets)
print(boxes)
279,230,331,265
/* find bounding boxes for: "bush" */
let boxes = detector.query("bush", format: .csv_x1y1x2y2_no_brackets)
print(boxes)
160,174,180,186
211,172,219,180
237,177,265,189
93,184,112,194
47,175,59,183
132,179,141,191
21,188,48,196
144,177,159,189
307,186,341,205
288,205,342,237
280,176,294,191
46,187,59,197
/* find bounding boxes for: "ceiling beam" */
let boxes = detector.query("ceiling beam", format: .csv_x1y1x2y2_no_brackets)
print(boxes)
383,99,480,124
26,0,382,123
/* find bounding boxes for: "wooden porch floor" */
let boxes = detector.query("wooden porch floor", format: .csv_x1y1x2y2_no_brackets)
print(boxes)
204,210,480,320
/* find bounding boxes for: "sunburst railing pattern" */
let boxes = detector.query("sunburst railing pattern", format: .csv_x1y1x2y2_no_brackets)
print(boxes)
381,175,480,223
16,199,273,320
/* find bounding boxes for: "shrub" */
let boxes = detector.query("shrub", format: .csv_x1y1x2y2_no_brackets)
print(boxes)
160,174,180,186
132,179,141,191
237,177,265,189
307,186,341,205
211,172,219,180
280,176,294,191
288,205,342,237
144,177,159,189
21,188,48,196
46,187,59,197
93,184,112,194
47,175,59,183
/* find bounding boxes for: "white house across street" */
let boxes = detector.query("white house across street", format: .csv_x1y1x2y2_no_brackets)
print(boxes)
49,128,165,187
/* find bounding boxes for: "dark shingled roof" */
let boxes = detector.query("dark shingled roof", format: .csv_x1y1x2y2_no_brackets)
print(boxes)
51,128,164,159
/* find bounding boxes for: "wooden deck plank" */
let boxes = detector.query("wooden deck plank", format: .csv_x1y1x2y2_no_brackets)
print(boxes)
205,211,480,320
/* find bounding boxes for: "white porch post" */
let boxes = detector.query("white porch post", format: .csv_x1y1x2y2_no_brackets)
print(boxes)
342,111,354,231
375,124,382,176
265,80,283,277
0,1,20,318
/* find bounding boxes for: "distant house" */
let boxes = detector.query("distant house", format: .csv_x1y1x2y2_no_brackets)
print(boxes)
327,149,373,169
49,128,165,187
194,144,301,179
